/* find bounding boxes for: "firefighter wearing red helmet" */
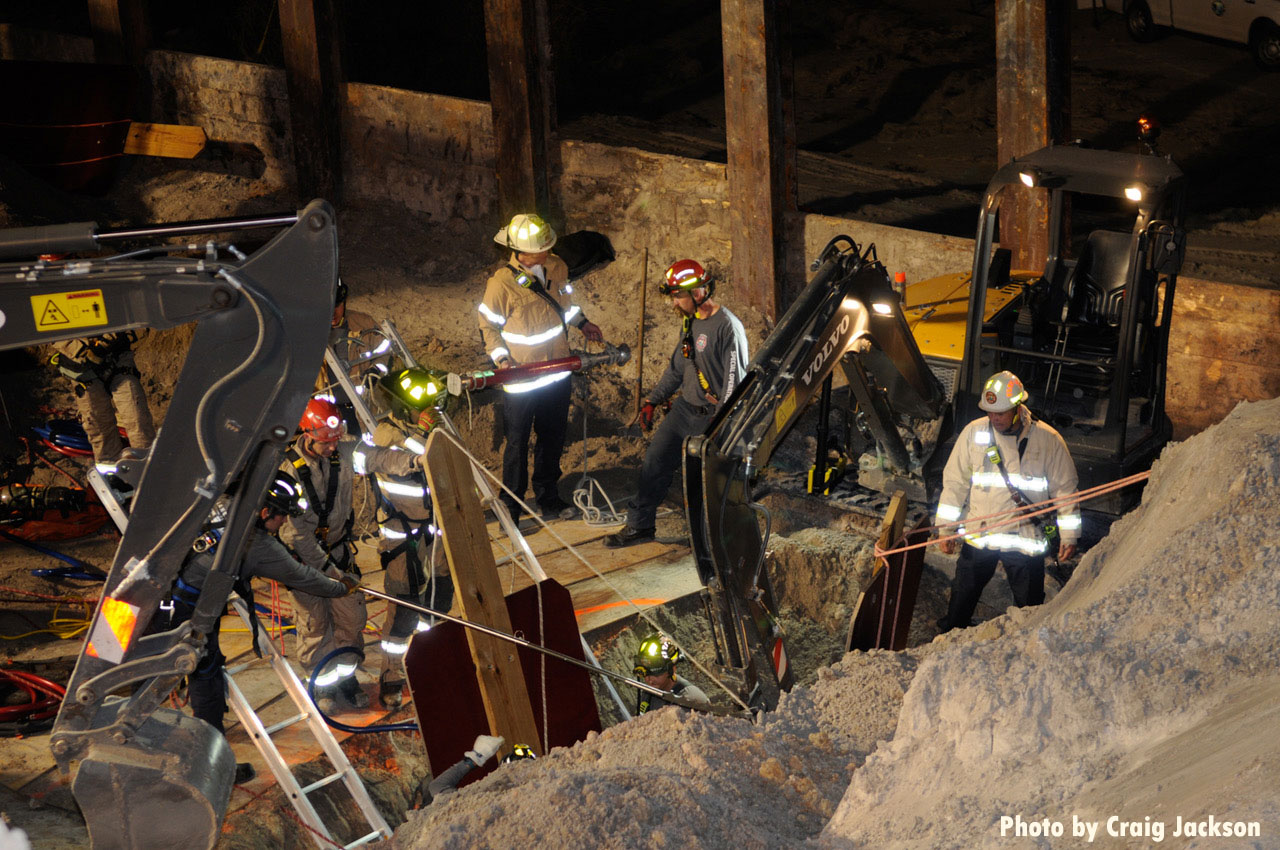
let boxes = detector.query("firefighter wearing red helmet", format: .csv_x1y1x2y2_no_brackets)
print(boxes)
278,395,426,713
933,371,1081,633
605,258,748,548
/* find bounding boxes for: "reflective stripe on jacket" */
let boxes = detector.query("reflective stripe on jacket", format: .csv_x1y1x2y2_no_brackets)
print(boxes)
934,409,1081,553
477,253,584,391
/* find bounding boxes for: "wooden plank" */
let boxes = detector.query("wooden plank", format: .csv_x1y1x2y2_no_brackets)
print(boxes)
124,122,207,158
495,539,681,596
995,0,1071,271
277,0,344,201
722,0,797,322
483,0,554,221
423,432,543,754
847,491,906,652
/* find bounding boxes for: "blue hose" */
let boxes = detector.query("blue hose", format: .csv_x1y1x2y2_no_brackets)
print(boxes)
1,529,107,580
306,646,418,734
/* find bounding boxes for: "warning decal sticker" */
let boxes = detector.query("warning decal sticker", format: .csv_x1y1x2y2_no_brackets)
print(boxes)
29,290,108,332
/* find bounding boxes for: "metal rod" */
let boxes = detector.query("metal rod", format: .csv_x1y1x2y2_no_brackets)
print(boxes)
95,213,300,243
358,587,745,717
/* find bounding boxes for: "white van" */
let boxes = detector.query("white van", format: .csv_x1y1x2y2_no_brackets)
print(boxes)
1094,0,1280,68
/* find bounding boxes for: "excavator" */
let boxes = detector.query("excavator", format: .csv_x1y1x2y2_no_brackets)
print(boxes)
0,203,336,849
686,142,1187,710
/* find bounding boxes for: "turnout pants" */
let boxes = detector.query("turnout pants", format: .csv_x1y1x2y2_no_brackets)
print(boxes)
376,520,455,678
500,377,572,519
942,542,1046,630
291,545,366,684
76,372,156,463
628,399,715,532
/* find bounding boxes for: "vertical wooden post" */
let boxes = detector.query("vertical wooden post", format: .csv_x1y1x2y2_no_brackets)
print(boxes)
422,432,544,754
484,0,556,224
995,0,1071,271
278,0,345,203
87,0,150,67
722,0,797,322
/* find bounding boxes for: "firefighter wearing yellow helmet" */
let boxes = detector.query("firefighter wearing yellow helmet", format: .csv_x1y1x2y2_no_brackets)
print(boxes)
477,213,603,525
933,371,1081,632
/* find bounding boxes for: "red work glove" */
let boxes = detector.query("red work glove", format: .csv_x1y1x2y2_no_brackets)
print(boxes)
639,401,656,431
417,408,438,433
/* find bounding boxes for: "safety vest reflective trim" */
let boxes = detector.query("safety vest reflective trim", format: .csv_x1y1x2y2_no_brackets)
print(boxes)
563,305,581,324
970,472,1049,491
380,525,410,540
966,532,1048,554
1057,512,1082,530
936,503,963,522
974,430,992,445
502,370,572,394
380,638,410,655
489,346,510,362
377,479,426,498
315,667,341,687
415,618,433,632
353,448,367,475
478,303,506,326
402,436,425,455
335,662,358,678
86,596,140,664
501,323,564,347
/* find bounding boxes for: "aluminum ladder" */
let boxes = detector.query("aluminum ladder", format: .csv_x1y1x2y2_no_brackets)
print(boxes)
225,598,391,849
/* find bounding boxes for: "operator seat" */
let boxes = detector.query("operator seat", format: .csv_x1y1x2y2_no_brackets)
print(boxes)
1054,230,1138,399
1066,230,1133,327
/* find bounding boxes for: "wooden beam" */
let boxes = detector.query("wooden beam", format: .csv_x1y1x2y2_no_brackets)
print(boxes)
277,0,345,203
483,0,556,223
87,0,150,67
722,0,797,322
995,0,1072,271
422,432,544,754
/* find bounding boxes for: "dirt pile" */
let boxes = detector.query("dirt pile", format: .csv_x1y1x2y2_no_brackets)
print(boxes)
394,397,1280,849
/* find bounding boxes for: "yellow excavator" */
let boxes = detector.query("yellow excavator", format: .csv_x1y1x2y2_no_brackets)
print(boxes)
686,141,1188,709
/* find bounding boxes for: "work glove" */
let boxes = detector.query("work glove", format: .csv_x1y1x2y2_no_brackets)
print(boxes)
417,407,438,433
465,734,505,766
639,401,656,431
339,572,361,595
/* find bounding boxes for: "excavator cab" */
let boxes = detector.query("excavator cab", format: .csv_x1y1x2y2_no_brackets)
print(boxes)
943,144,1187,509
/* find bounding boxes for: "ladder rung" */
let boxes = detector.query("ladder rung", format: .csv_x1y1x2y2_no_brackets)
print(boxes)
262,712,308,736
225,660,254,675
300,769,351,795
344,829,391,849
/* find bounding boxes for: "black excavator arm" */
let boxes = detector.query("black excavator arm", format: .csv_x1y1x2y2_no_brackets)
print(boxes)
0,203,336,849
683,236,945,711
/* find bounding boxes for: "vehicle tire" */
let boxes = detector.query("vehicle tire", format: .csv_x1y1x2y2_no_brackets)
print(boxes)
1250,20,1280,70
1125,0,1157,42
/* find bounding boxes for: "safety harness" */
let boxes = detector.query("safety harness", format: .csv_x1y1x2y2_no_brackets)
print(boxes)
983,417,1059,550
286,447,356,571
50,333,143,392
679,315,713,394
506,263,572,340
366,451,431,596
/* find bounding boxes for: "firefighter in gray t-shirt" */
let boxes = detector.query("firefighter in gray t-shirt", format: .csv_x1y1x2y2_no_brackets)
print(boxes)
605,259,748,548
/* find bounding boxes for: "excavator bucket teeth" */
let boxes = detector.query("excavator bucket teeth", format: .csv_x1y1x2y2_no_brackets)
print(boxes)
72,701,235,850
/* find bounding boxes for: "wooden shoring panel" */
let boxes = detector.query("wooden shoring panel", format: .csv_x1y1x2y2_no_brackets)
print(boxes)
995,0,1072,272
721,0,797,322
423,432,543,754
483,0,555,223
277,0,344,203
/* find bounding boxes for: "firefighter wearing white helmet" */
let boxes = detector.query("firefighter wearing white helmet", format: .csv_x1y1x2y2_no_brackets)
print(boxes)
477,213,603,525
933,370,1081,632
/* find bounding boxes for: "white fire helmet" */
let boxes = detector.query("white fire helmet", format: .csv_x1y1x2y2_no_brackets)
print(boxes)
494,213,557,252
978,370,1028,412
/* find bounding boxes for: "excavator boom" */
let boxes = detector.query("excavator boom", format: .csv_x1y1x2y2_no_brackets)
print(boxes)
683,237,945,710
0,203,336,849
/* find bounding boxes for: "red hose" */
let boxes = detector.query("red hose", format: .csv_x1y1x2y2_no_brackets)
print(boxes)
0,670,66,722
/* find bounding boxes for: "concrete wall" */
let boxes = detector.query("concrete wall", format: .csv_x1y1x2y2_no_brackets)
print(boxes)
122,51,1279,437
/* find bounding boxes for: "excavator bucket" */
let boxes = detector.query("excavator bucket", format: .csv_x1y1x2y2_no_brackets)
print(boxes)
72,701,235,850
